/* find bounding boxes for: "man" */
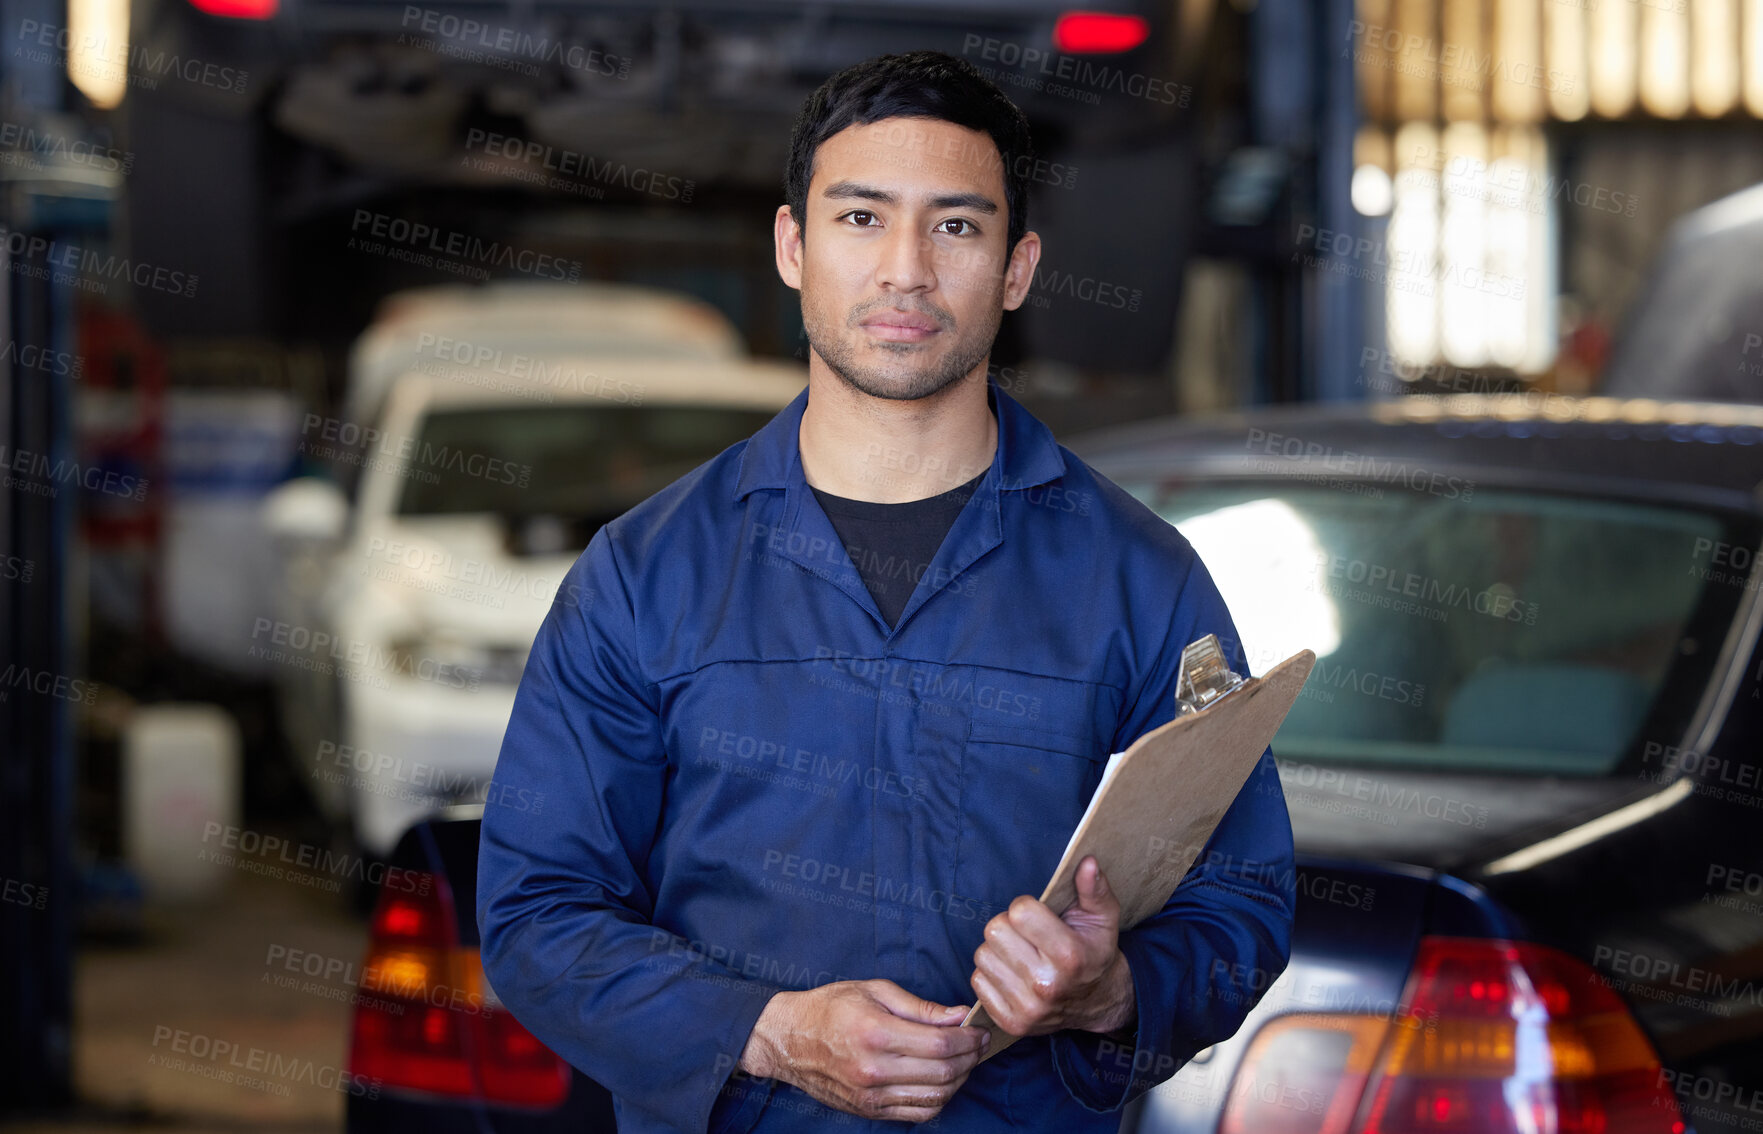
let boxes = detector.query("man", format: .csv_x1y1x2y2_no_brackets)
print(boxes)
478,50,1294,1133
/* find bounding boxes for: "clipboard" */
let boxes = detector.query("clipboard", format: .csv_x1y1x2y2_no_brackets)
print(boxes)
961,640,1317,1060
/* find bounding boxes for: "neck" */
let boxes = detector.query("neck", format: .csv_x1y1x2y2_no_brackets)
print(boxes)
798,362,997,503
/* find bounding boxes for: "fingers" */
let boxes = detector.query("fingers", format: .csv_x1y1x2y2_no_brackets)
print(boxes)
877,1019,990,1061
971,892,1122,1036
779,980,987,1124
870,1090,964,1124
997,896,1087,978
970,966,1034,1036
844,1069,978,1122
866,979,968,1027
846,1048,985,1090
1069,856,1121,924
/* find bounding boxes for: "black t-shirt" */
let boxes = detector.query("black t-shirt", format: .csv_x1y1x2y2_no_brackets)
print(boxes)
811,469,988,628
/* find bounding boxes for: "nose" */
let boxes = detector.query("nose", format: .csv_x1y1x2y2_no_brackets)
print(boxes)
874,226,936,295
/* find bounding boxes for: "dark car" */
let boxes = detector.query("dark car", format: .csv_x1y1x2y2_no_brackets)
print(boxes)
1600,181,1763,405
343,393,1762,1133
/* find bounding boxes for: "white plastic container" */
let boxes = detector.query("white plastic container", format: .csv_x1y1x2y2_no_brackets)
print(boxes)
122,704,242,903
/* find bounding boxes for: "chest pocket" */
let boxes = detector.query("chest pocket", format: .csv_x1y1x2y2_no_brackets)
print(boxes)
953,671,1114,911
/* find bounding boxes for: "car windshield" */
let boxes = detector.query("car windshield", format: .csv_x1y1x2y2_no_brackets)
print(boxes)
1123,481,1735,776
397,405,778,517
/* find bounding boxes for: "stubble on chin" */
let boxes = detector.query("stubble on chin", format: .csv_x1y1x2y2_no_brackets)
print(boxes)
805,304,1000,404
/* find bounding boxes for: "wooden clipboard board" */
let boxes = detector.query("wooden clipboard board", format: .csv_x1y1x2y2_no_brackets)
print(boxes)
961,648,1316,1060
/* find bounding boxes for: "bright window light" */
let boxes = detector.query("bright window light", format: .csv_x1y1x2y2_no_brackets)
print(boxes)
1589,0,1638,117
1639,1,1692,118
1352,164,1394,217
1692,0,1741,117
67,0,128,108
1169,499,1342,673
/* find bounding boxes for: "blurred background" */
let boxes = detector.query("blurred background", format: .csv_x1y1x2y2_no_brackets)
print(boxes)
4,0,1763,1132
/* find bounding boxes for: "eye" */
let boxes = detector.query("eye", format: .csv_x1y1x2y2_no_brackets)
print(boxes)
937,218,976,236
841,210,879,227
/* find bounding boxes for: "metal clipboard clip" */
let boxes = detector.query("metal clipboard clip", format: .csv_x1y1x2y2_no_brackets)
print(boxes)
1174,634,1245,715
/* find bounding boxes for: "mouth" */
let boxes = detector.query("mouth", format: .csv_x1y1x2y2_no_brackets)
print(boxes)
859,310,943,343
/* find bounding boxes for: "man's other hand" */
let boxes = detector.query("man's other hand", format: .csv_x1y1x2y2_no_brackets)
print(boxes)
970,856,1138,1037
737,979,988,1123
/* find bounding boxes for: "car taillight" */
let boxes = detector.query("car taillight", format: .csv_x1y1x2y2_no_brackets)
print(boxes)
1220,937,1686,1134
1053,11,1151,53
347,873,570,1109
184,0,278,19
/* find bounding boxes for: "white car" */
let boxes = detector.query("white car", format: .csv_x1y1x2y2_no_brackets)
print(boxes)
265,292,803,858
342,279,747,429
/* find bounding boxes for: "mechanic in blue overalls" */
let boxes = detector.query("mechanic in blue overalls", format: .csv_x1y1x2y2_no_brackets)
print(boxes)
478,49,1295,1134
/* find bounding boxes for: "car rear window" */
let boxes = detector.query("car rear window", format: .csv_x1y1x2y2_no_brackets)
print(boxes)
1127,482,1744,776
396,405,777,517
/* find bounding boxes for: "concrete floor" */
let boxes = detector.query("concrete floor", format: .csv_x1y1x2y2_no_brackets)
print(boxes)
3,871,368,1134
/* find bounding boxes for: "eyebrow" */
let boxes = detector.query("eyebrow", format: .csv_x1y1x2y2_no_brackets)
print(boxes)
821,180,999,215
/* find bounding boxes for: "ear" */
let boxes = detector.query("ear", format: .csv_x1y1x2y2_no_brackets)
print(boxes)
1001,231,1042,312
775,204,804,291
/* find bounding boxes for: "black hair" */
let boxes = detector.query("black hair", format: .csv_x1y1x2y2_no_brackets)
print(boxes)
785,50,1034,258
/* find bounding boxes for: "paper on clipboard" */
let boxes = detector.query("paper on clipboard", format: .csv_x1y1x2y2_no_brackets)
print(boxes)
960,644,1316,1061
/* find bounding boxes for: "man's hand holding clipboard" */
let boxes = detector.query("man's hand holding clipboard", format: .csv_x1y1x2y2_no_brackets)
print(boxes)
962,638,1318,1061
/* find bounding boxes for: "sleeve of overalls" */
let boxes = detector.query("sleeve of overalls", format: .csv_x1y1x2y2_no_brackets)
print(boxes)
477,528,781,1133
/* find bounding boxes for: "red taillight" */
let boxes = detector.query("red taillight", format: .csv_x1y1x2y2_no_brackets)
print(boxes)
1052,11,1151,53
1220,937,1686,1134
184,0,278,19
347,876,570,1109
